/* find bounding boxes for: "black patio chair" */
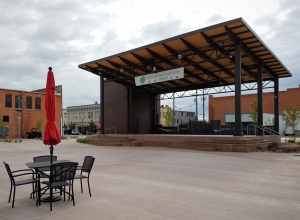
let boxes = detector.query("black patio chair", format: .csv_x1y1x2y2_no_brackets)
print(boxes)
38,161,78,211
31,155,59,200
75,156,95,197
3,162,38,208
33,155,57,178
33,155,58,163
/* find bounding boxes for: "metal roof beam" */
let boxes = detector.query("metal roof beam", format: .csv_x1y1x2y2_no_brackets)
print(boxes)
118,56,176,89
208,29,249,40
180,38,235,78
131,52,181,87
118,56,145,72
95,63,162,92
106,60,165,90
145,48,202,85
201,32,257,80
95,63,134,83
84,65,132,86
161,43,228,84
225,26,276,78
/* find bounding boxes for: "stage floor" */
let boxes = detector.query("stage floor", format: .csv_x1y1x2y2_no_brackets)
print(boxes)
86,134,281,152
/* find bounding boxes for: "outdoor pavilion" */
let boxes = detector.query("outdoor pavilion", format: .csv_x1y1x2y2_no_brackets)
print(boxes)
78,18,291,150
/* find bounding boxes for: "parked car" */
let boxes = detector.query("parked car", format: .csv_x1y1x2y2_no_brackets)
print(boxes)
26,128,42,139
71,130,80,135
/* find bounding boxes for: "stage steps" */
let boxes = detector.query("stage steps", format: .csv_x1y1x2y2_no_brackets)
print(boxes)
85,134,281,152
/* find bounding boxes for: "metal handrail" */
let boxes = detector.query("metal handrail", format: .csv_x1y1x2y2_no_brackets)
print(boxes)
246,124,280,136
263,127,280,135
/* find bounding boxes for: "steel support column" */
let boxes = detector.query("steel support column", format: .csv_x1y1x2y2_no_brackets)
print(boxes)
234,41,243,136
274,77,279,133
172,92,175,126
202,89,205,121
127,87,132,133
153,94,159,133
100,75,105,134
257,66,263,135
195,90,198,121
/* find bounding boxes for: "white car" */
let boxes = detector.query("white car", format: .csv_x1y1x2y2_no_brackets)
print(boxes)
71,130,80,135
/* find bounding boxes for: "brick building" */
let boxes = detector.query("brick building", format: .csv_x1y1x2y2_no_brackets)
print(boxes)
209,85,300,127
0,86,62,139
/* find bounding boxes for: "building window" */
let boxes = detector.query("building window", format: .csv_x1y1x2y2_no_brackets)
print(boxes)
35,97,41,110
3,115,9,123
5,94,12,108
15,95,22,109
26,96,32,109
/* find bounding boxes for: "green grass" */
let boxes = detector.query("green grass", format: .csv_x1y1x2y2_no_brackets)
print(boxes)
77,138,88,144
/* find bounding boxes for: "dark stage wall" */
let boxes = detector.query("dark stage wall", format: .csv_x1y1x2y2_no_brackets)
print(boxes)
103,80,158,134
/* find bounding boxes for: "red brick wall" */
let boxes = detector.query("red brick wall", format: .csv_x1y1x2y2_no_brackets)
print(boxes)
0,89,62,138
209,86,300,125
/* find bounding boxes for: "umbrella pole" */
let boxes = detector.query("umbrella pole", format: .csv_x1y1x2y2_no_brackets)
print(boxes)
50,144,53,211
50,145,53,165
50,144,53,165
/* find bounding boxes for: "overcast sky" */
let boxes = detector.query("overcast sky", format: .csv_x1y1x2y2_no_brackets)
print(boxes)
0,0,299,108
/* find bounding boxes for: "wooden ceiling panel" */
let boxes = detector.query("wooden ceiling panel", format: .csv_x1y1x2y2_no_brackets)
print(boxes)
204,26,225,37
79,18,291,93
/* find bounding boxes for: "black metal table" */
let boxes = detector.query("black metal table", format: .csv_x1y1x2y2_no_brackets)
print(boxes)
26,160,70,169
26,160,71,204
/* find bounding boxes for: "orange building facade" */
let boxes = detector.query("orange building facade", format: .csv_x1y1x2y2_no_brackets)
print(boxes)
209,86,300,125
0,87,62,139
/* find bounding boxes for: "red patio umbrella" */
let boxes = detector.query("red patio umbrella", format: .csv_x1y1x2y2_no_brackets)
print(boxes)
44,67,61,163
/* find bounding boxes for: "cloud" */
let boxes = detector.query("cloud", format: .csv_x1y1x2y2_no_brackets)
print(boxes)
0,0,298,109
253,0,300,88
141,19,184,41
0,0,114,106
205,14,226,24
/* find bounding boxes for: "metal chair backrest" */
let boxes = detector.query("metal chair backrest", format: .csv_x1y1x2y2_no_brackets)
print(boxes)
50,162,78,183
33,155,57,163
81,156,95,173
3,162,14,183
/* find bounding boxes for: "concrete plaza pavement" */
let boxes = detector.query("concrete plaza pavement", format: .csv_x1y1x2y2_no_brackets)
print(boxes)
0,139,299,220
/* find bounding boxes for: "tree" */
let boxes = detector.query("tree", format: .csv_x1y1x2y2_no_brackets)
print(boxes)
162,105,174,127
88,121,97,133
36,120,42,132
249,101,257,124
282,107,300,141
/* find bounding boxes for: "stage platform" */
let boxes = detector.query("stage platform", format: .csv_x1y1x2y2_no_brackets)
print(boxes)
85,134,281,152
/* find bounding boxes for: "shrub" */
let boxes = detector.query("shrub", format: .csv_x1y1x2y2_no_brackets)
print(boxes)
77,138,88,144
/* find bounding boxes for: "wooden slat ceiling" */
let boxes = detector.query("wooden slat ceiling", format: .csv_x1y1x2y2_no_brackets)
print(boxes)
79,17,291,93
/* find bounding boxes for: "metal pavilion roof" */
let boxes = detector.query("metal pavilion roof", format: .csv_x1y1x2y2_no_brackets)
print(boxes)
79,17,291,94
